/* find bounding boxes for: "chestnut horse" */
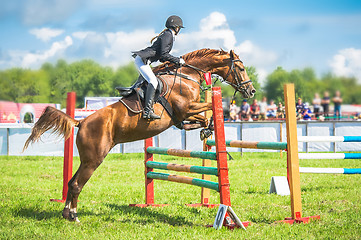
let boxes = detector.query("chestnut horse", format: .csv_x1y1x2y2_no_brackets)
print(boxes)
23,48,255,222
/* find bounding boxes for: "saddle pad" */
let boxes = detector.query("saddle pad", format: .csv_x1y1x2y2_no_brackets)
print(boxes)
119,92,143,114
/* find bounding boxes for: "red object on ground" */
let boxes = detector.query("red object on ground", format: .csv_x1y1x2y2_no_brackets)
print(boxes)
278,215,321,224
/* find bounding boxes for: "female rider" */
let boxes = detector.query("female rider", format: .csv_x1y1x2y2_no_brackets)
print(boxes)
132,15,185,120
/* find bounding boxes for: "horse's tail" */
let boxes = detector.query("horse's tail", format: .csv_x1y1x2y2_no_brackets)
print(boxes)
23,106,80,151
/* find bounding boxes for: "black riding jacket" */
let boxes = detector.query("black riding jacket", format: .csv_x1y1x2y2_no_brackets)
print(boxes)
132,29,180,65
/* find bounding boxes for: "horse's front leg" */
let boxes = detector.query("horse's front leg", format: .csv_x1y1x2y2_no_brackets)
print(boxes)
183,114,209,130
187,102,212,116
185,114,209,126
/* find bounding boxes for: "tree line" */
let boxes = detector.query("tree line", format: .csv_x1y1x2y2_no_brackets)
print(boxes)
0,59,137,107
0,59,360,108
262,67,361,105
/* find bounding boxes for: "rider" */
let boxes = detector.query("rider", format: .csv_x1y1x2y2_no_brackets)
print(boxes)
132,15,185,120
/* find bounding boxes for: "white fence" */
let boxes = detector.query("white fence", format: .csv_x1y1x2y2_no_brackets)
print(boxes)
1,121,361,156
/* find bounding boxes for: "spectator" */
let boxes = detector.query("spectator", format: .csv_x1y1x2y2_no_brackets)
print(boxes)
354,113,360,121
235,114,241,122
259,96,268,120
296,98,305,119
333,90,343,120
245,114,254,122
321,91,330,118
267,99,277,118
312,93,321,118
250,99,260,120
302,103,313,121
229,100,238,122
276,102,285,119
239,99,250,120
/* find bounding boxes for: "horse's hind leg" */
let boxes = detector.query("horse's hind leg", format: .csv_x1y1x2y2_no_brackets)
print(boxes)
62,156,104,222
61,110,114,222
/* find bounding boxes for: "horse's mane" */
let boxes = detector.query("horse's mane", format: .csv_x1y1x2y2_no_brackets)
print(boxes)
154,48,228,72
182,48,228,61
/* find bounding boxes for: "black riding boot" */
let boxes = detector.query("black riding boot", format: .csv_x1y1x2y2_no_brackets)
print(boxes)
143,85,161,120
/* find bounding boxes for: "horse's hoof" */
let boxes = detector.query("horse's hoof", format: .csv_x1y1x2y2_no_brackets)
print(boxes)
200,128,213,140
200,131,205,141
62,208,80,222
62,208,70,219
69,212,80,222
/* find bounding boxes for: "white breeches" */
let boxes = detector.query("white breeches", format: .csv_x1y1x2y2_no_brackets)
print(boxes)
134,55,158,88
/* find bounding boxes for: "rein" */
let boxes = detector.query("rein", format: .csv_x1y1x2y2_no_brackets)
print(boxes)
183,59,253,97
158,68,209,91
157,55,253,96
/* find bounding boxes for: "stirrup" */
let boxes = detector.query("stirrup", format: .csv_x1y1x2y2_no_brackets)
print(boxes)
143,109,161,120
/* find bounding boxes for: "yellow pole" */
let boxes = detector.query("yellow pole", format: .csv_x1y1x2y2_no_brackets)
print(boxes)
284,84,303,219
201,91,212,205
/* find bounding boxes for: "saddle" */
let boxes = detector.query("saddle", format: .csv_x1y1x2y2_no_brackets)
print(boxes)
117,74,184,129
116,75,166,113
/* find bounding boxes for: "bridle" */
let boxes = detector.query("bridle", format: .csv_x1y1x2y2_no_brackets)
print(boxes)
221,58,253,97
183,55,253,97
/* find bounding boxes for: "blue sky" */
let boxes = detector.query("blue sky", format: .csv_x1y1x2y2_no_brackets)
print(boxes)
1,0,361,84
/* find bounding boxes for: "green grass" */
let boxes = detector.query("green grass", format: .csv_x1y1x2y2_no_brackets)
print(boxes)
0,152,360,239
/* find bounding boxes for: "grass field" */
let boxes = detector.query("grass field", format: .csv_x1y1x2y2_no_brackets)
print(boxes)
1,152,360,239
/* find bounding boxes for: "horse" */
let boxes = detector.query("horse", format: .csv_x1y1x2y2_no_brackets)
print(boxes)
23,48,256,222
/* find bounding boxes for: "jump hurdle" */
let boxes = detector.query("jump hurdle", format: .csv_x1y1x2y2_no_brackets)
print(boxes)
147,172,220,191
207,84,320,224
146,147,217,160
300,167,361,174
131,87,250,229
207,139,287,150
130,137,226,208
298,136,361,174
206,84,359,224
298,136,361,142
299,153,361,160
146,161,218,176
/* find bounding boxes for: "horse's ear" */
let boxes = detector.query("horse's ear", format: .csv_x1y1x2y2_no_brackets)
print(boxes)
230,50,235,59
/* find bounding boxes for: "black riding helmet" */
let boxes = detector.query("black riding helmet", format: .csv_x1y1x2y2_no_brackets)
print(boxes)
165,15,184,34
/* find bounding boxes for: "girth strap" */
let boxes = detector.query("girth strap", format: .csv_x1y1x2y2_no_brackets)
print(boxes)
157,96,184,129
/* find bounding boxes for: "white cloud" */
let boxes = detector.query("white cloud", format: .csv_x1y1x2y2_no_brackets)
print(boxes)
174,12,277,83
200,11,229,31
2,11,277,84
330,48,361,83
72,31,97,40
22,36,73,67
103,29,156,67
176,12,237,53
236,40,278,67
29,27,64,42
235,40,278,83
